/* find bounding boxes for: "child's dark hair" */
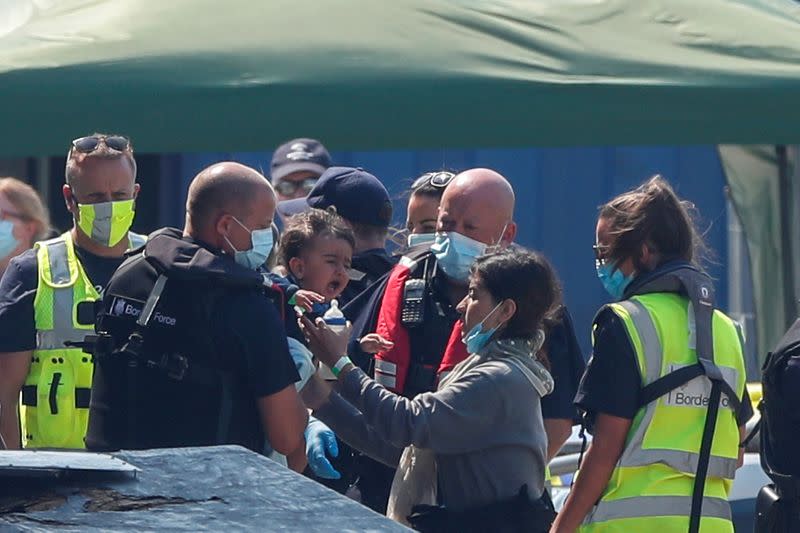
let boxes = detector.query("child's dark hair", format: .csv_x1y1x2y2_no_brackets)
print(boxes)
470,247,562,366
279,208,355,266
599,175,705,271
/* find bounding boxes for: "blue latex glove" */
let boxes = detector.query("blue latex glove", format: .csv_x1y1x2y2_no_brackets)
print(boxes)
305,417,340,479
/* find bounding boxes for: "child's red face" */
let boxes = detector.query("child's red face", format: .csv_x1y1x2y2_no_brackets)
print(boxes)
289,235,353,301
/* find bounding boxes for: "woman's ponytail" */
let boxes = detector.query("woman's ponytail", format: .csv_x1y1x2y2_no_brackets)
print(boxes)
599,175,705,270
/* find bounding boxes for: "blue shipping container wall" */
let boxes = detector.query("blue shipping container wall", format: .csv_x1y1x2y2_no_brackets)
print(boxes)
165,146,729,357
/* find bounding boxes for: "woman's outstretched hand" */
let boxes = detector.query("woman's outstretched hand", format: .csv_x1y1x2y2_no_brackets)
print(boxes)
298,315,353,368
359,333,394,354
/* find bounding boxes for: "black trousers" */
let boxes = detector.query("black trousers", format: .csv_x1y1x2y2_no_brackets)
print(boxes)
408,486,555,533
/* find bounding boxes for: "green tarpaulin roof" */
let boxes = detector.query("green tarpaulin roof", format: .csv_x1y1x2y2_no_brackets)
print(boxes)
1,0,800,156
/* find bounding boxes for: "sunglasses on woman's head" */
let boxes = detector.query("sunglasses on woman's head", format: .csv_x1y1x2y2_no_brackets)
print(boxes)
412,171,456,190
71,135,132,154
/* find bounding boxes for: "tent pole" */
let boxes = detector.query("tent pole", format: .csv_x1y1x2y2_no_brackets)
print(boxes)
777,145,796,327
35,156,50,207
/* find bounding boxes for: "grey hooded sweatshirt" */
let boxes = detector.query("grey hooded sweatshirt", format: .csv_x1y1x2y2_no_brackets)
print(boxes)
314,337,553,512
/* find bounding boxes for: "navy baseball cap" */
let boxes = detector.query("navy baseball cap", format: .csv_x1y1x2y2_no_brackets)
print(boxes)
270,138,332,182
277,166,393,227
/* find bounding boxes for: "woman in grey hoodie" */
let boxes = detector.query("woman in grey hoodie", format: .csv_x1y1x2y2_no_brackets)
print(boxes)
301,247,562,532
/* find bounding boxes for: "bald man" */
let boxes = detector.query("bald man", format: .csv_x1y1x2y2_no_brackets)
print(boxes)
85,162,308,465
341,168,585,513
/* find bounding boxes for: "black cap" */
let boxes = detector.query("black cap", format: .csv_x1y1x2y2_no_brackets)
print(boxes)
277,166,392,227
270,138,332,182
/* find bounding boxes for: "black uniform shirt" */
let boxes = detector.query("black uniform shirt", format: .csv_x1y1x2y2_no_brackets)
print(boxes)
0,246,125,352
86,233,299,452
542,307,586,422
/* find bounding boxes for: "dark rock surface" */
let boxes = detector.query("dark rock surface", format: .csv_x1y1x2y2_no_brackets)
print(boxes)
0,445,409,532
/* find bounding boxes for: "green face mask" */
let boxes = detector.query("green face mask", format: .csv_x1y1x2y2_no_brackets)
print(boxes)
76,199,135,247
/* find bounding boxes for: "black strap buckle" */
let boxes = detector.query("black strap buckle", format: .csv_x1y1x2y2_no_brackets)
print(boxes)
20,385,91,409
21,385,36,406
75,387,91,409
156,353,188,380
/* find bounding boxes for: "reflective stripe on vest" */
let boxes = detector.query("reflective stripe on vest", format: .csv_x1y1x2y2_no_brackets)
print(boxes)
25,233,98,449
35,237,95,349
374,359,398,389
581,293,745,532
23,231,146,449
614,300,738,480
588,495,731,523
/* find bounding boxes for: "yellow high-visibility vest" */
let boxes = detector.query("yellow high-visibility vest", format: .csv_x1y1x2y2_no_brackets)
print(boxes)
21,231,146,448
580,293,746,533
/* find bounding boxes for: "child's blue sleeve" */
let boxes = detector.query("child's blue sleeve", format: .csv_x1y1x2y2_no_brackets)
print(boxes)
266,272,300,302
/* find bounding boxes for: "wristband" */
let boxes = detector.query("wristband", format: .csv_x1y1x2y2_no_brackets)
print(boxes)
331,356,352,377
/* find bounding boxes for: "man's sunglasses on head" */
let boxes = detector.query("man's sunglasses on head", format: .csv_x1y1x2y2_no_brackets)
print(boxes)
71,135,132,154
275,178,317,197
413,171,455,190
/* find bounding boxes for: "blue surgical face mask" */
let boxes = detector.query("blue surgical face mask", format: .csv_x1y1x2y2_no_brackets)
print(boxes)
596,262,634,300
407,232,436,249
431,231,487,282
225,217,274,270
463,301,506,354
0,219,18,260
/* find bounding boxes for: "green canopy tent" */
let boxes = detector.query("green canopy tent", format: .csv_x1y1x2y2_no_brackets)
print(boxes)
1,0,800,356
2,0,800,153
720,145,798,363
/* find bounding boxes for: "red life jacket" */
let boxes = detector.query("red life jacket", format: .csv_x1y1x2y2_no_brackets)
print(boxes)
261,275,287,323
372,256,469,393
